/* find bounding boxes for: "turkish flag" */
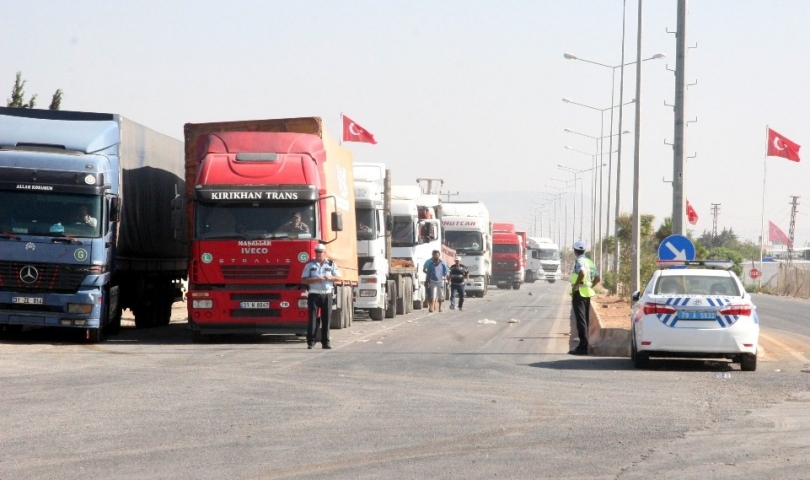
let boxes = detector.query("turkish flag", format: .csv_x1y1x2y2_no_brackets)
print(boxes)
342,115,377,144
768,220,793,248
686,200,698,225
767,128,801,162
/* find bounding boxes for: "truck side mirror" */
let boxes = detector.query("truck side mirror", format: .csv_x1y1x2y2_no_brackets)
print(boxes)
109,197,120,222
331,212,343,231
429,223,438,241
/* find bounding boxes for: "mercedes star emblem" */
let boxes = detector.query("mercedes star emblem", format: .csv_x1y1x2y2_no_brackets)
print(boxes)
19,265,39,284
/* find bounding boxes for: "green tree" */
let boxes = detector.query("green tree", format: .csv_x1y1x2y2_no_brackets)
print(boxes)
7,71,63,110
706,247,743,277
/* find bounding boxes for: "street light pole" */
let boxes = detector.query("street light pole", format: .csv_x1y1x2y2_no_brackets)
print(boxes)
631,0,644,293
559,163,607,250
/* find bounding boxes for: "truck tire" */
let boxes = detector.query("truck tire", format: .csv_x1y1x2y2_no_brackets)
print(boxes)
526,271,536,283
345,288,353,327
133,306,156,329
396,280,406,315
370,308,384,321
404,278,413,314
385,281,397,319
512,282,521,290
413,280,423,310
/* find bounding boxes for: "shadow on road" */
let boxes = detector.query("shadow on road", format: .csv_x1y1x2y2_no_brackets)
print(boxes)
530,357,738,372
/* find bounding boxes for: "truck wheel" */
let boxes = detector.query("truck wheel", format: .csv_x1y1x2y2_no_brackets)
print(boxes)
512,282,521,290
330,290,344,330
370,308,384,321
403,278,413,314
396,287,406,315
385,281,397,319
413,280,423,310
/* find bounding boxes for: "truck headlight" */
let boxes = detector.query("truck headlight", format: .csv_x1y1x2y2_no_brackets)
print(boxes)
298,299,308,308
192,299,213,309
67,303,93,314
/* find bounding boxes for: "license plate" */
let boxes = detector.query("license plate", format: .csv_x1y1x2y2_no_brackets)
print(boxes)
240,302,270,309
677,310,716,320
12,297,43,305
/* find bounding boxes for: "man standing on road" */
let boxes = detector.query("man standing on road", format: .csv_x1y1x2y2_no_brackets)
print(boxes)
448,257,469,311
569,240,600,355
423,250,449,313
301,243,341,349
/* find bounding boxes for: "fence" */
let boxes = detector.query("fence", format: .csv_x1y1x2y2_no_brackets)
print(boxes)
777,263,810,298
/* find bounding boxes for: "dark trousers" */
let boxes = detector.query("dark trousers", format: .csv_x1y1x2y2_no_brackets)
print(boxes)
571,291,590,350
450,283,465,308
307,293,332,347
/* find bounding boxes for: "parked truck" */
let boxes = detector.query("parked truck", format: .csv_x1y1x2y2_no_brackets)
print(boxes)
441,201,492,298
526,237,561,283
182,117,358,338
0,107,187,341
390,185,438,309
353,163,418,320
491,222,525,290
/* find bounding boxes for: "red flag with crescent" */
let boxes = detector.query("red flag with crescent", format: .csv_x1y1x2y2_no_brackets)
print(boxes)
342,115,377,144
767,128,800,162
768,220,793,248
686,200,698,225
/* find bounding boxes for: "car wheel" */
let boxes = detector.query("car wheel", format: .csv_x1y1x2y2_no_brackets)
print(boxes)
740,352,757,371
631,335,649,369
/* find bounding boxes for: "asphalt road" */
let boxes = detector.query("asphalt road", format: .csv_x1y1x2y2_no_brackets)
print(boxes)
1,283,809,479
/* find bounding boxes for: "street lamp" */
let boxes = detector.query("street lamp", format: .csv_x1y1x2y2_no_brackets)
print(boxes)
564,51,665,274
558,163,607,248
564,142,621,273
544,186,569,248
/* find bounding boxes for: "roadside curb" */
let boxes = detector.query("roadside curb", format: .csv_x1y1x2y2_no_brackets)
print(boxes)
588,300,631,357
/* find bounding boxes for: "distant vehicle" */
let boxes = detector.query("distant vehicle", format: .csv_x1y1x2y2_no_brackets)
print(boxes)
526,237,561,283
441,201,492,298
630,261,759,371
490,222,524,290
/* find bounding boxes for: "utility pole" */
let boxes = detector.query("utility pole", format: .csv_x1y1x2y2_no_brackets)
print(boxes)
788,196,800,265
671,0,688,234
710,203,721,247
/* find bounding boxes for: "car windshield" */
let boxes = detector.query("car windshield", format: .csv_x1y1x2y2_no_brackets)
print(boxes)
655,274,740,296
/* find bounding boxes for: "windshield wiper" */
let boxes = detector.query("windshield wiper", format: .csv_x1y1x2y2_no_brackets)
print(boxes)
51,234,82,245
1,231,21,240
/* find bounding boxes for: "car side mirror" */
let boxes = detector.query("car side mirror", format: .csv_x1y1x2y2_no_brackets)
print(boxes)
631,291,640,302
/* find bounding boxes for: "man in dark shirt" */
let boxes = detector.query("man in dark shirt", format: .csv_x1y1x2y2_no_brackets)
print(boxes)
448,257,469,311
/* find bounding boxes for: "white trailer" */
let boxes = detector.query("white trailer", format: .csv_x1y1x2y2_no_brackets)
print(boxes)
526,237,561,283
441,201,492,297
354,164,419,320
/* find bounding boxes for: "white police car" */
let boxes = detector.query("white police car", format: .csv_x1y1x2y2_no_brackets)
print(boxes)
630,260,759,371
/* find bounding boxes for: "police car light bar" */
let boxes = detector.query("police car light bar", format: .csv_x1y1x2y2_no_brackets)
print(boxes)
656,260,734,270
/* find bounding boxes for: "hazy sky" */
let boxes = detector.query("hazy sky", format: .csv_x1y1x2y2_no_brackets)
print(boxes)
3,1,809,247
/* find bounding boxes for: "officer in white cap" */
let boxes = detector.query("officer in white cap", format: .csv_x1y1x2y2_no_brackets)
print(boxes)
569,240,600,355
301,243,341,349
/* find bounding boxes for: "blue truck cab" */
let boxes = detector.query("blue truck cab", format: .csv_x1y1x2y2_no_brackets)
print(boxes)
0,107,186,342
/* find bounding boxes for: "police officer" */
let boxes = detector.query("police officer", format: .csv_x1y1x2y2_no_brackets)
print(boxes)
301,243,341,349
569,240,600,355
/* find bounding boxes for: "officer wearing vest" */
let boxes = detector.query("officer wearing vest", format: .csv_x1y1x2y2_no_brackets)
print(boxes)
301,243,341,349
569,240,600,355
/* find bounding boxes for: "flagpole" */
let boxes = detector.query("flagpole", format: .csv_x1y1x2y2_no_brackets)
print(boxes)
759,125,768,289
339,112,343,146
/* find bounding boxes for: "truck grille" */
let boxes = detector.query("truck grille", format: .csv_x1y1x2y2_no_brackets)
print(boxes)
220,265,291,281
0,261,86,293
541,265,559,273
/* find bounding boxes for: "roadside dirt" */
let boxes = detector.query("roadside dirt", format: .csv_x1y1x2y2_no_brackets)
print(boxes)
590,292,632,329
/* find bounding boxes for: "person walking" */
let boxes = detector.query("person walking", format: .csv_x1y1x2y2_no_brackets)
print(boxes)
569,240,600,355
422,250,449,312
448,257,469,311
301,243,341,349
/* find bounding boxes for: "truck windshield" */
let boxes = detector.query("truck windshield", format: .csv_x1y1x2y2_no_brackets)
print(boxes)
536,249,560,260
444,231,483,253
391,216,415,247
493,244,519,254
0,190,102,238
355,207,376,241
196,202,316,240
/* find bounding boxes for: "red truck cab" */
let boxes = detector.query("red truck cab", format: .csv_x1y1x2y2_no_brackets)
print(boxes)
184,118,358,338
491,223,524,290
